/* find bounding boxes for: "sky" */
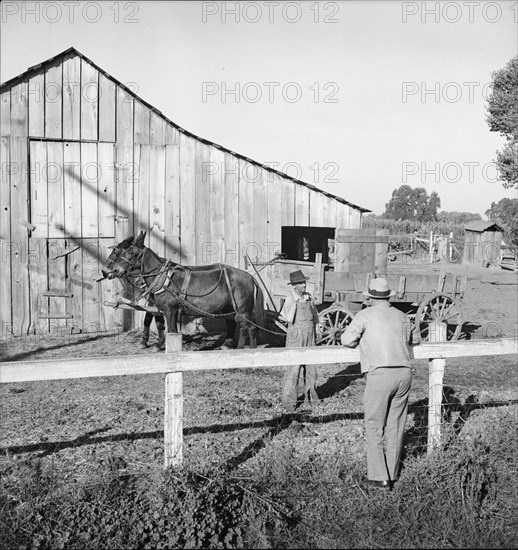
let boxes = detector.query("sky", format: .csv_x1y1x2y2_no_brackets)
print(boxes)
1,0,517,216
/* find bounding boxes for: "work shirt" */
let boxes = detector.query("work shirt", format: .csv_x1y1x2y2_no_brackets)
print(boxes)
340,300,414,373
280,290,319,326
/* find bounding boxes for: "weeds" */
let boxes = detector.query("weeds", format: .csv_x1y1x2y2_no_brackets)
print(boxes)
1,417,517,549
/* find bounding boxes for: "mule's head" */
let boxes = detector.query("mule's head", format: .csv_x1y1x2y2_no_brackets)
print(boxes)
102,231,147,279
101,235,134,279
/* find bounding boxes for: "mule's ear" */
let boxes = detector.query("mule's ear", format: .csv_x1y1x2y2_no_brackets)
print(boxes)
134,231,146,248
118,235,134,248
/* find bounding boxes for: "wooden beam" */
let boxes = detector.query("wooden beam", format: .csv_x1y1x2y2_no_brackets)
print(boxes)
428,322,446,450
164,333,183,468
1,338,516,384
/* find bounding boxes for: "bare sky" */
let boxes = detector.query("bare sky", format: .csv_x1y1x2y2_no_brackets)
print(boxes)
1,0,517,216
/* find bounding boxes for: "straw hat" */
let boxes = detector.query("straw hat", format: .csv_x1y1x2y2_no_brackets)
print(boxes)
363,277,396,299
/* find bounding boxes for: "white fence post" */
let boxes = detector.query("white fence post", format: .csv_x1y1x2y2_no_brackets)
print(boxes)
164,333,183,468
428,322,447,450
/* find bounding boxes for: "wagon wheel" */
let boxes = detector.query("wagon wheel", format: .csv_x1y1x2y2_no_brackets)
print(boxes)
415,293,464,342
317,305,354,346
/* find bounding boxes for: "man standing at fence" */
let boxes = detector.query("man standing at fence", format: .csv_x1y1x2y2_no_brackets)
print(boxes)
340,278,416,490
279,270,321,412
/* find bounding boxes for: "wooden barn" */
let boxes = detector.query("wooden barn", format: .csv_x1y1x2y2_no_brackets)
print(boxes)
0,47,369,337
463,220,504,266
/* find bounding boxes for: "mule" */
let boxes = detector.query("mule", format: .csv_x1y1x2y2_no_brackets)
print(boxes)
102,232,265,348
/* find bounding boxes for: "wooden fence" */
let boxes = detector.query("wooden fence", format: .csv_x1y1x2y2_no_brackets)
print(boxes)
1,336,516,468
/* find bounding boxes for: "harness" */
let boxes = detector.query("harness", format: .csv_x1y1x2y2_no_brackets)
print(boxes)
118,246,284,335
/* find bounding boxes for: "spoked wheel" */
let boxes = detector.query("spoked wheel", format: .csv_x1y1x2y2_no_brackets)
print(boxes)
317,306,354,345
415,293,464,342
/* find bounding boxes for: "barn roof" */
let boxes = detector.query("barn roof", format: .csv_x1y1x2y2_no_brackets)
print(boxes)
1,47,370,214
465,220,505,232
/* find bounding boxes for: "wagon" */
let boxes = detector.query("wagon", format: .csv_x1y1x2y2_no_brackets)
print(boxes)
252,229,467,345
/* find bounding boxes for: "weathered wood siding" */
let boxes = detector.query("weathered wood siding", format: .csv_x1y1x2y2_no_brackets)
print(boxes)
0,51,365,336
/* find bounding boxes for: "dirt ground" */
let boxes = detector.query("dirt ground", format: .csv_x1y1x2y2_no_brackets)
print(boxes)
1,259,517,486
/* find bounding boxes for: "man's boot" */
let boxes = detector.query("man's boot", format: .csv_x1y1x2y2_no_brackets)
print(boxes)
140,326,150,348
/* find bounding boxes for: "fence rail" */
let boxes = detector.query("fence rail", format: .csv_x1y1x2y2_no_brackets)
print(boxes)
1,336,516,467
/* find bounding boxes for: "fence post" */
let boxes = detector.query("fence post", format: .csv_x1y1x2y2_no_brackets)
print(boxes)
164,333,183,468
428,322,446,451
429,230,434,263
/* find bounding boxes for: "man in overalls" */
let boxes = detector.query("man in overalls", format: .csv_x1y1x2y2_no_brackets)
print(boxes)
279,270,321,412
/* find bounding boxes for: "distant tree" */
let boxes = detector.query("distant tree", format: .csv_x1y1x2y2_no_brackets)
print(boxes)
383,185,441,221
486,56,518,189
485,198,518,246
437,211,482,224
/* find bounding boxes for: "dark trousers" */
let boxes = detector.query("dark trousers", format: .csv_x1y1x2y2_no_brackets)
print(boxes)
144,311,165,328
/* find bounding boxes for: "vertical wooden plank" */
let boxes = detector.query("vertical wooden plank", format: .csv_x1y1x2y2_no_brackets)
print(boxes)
63,141,82,237
332,197,338,229
209,146,225,265
82,238,100,332
295,184,310,226
115,86,134,245
336,202,349,230
98,73,116,142
281,176,295,227
266,172,282,260
81,142,99,238
350,208,361,229
63,56,81,140
223,152,240,267
309,190,325,227
149,145,166,256
45,63,62,139
66,238,83,333
28,72,45,137
115,144,134,243
0,91,10,136
98,142,116,238
375,229,389,275
134,144,150,236
28,238,48,334
252,167,268,262
179,133,196,265
165,144,181,262
327,198,338,267
9,137,29,335
47,238,67,333
195,141,211,264
47,141,65,238
0,137,12,334
134,101,150,144
80,60,98,141
10,85,30,335
238,159,254,270
164,125,179,146
116,86,134,145
30,141,48,237
98,237,119,332
10,83,28,137
164,333,184,468
0,137,11,240
149,111,165,145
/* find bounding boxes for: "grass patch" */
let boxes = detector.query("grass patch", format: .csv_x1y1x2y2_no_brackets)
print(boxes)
2,415,517,549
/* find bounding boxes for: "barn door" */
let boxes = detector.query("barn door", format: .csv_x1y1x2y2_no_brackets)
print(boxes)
334,228,389,275
28,140,120,334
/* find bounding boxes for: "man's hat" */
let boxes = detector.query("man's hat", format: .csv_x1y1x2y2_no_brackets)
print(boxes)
287,269,310,285
363,277,396,299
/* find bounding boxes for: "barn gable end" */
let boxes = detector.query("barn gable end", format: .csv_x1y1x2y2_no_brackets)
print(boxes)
0,48,369,336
